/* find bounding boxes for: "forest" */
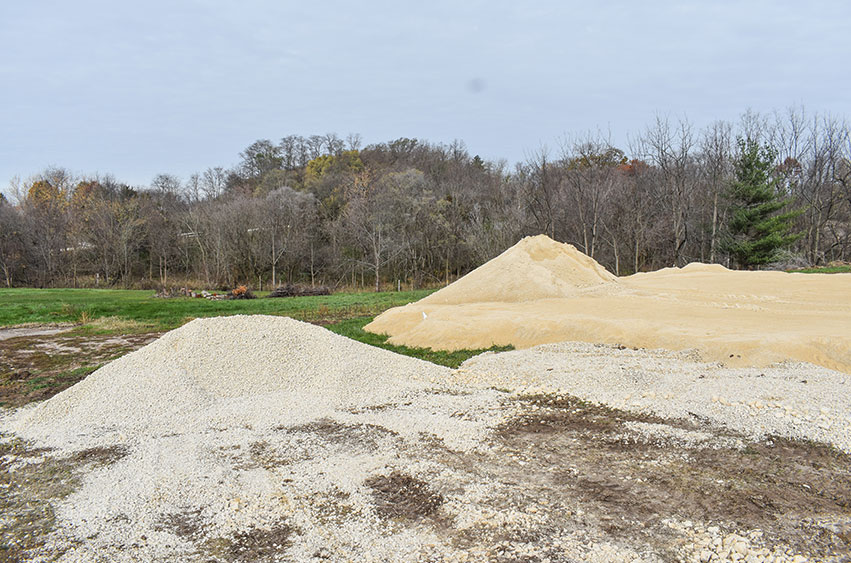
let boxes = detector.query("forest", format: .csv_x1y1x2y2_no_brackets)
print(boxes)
1,108,849,290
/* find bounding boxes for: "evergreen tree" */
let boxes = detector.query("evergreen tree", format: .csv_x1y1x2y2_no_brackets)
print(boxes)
724,137,803,269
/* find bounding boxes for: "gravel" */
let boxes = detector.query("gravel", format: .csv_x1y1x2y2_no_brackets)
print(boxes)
457,341,851,453
2,315,849,561
4,315,451,449
0,316,513,561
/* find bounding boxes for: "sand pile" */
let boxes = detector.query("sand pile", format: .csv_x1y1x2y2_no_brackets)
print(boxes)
6,315,450,446
419,234,617,305
366,235,851,373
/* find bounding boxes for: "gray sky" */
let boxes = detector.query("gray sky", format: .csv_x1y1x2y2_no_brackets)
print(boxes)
2,0,850,191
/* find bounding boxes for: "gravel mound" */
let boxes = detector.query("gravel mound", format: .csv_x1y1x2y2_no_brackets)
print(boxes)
1,316,848,561
5,315,450,447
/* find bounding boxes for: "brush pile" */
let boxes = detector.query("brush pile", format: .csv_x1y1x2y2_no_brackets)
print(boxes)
267,283,331,298
227,285,256,299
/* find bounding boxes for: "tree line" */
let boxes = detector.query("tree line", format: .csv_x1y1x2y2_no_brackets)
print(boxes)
1,108,850,290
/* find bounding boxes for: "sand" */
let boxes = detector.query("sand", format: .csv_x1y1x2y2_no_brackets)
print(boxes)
417,235,617,305
365,235,851,373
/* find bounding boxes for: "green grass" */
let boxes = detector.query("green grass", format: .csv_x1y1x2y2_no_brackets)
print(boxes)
790,265,851,274
0,288,435,330
327,317,512,368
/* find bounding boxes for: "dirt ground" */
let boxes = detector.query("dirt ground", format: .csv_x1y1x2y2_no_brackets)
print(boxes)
0,330,160,408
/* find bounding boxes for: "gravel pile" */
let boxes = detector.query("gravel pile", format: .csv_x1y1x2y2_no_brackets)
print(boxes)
1,316,515,562
2,315,848,561
457,341,851,453
4,315,451,448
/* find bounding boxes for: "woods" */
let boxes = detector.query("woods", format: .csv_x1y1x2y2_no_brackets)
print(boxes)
2,108,850,289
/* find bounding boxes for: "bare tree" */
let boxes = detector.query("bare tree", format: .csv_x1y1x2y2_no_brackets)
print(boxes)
337,169,408,291
0,195,25,286
201,167,227,199
640,117,696,266
698,121,733,262
264,186,317,287
239,140,282,179
522,147,557,239
560,136,624,259
20,168,74,286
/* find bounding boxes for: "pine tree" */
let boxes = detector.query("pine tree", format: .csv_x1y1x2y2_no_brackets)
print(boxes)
724,138,803,269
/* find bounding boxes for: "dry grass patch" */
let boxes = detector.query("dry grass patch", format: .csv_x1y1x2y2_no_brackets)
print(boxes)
78,316,151,334
365,471,444,521
204,523,294,562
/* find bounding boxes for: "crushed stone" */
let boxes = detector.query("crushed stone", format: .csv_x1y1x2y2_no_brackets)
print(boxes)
457,341,851,453
2,314,849,562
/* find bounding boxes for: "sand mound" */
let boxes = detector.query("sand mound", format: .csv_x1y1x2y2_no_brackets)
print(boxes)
8,315,449,444
366,236,851,373
679,262,731,273
420,234,617,305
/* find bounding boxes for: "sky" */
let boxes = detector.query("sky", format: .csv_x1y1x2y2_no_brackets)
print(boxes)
2,0,850,192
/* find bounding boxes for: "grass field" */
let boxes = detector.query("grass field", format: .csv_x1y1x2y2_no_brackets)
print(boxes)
791,264,851,274
0,288,435,329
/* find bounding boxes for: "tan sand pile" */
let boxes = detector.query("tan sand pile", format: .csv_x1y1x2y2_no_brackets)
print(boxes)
365,235,851,373
419,234,618,305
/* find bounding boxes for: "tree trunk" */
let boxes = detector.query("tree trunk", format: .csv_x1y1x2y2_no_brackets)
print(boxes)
812,209,822,264
709,191,719,262
310,244,315,287
271,236,277,288
634,237,640,274
612,237,620,276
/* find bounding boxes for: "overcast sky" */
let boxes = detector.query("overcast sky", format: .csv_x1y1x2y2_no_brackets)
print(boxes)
2,0,850,191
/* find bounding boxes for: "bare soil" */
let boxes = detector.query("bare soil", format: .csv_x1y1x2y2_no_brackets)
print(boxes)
366,471,445,521
0,331,160,408
489,395,851,560
0,437,129,561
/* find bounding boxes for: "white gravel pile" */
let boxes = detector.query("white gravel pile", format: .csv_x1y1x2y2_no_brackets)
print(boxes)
2,316,848,561
1,315,517,562
4,315,451,448
457,341,851,453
